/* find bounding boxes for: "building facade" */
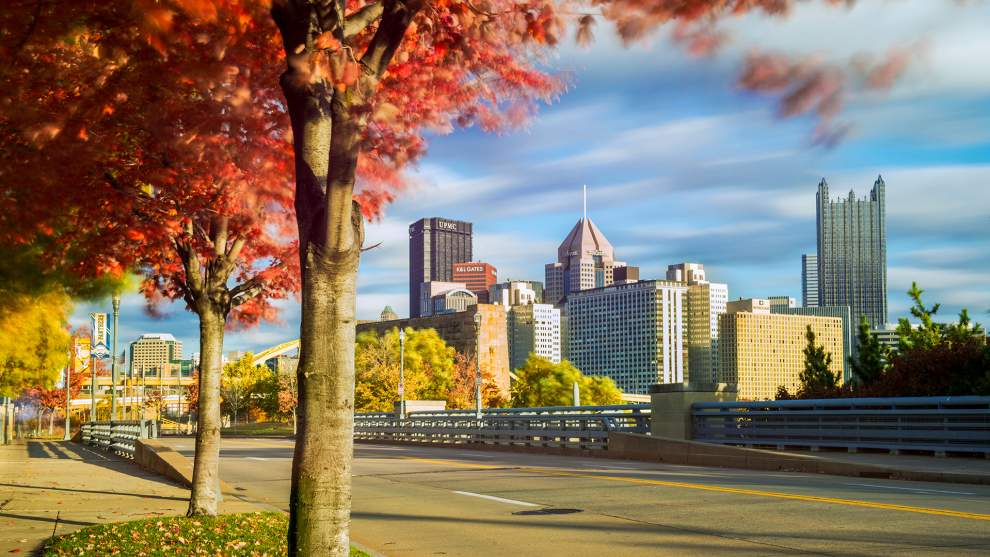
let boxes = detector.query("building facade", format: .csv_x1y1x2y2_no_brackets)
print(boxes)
418,281,467,317
358,304,511,397
772,305,855,383
802,254,819,307
545,216,616,305
768,296,797,311
508,303,562,371
666,263,727,385
128,333,185,378
432,288,478,315
452,261,497,303
409,218,473,318
566,280,687,394
490,280,543,306
718,305,845,401
817,177,888,327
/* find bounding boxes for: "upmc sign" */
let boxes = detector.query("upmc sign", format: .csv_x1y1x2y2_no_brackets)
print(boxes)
436,220,459,231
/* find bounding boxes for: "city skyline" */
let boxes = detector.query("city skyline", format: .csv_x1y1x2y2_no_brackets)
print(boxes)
69,1,989,356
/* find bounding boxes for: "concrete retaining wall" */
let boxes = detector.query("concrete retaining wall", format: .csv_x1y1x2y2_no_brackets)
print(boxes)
135,439,195,487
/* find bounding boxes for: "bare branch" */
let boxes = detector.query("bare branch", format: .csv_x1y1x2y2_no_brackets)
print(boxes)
345,2,384,38
212,216,229,258
361,0,422,77
360,241,382,252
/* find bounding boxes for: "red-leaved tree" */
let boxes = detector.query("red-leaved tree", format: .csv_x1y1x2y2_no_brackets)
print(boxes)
2,0,921,553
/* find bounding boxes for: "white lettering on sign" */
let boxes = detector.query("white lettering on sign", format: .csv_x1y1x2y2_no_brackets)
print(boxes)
456,265,485,272
437,220,458,231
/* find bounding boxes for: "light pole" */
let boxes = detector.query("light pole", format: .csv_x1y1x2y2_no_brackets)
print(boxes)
62,362,71,440
474,312,482,420
398,329,406,420
110,292,120,421
89,348,96,422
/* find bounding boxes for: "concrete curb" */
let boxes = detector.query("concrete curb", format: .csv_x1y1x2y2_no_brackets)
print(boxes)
608,433,990,485
135,439,239,494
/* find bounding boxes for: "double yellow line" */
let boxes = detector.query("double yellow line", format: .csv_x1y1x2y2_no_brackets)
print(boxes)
401,456,990,522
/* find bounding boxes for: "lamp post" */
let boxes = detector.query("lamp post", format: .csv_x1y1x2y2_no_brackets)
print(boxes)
398,329,406,420
110,292,120,421
473,312,482,420
62,362,71,441
89,349,96,422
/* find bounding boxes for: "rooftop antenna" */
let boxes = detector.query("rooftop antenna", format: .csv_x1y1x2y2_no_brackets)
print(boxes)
582,184,587,221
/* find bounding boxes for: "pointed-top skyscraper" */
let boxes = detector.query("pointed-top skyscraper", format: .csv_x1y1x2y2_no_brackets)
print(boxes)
816,175,888,327
545,187,617,305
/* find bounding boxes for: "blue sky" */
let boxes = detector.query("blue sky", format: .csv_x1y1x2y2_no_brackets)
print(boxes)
72,1,990,358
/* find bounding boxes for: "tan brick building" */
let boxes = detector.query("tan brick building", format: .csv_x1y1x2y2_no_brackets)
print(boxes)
718,302,844,401
356,304,510,396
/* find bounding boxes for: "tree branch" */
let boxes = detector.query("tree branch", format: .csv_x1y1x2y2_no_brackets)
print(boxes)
344,2,384,38
361,0,421,77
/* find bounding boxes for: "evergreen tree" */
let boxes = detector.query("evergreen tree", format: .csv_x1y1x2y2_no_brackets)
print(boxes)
849,314,888,385
799,325,837,396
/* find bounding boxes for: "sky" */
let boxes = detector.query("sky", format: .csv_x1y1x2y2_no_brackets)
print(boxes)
71,1,990,359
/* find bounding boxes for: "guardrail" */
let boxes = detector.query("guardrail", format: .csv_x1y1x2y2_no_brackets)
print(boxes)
81,421,158,458
354,404,650,450
692,396,990,456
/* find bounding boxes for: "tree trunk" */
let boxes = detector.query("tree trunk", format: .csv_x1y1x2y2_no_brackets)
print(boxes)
48,410,54,436
187,310,225,516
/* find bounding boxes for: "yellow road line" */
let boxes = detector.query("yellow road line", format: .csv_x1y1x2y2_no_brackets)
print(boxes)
400,456,990,522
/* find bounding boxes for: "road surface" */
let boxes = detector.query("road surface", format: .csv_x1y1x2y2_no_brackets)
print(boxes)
158,438,990,556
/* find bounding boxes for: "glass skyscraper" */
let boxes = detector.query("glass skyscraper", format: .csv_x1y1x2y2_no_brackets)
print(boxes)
816,176,887,327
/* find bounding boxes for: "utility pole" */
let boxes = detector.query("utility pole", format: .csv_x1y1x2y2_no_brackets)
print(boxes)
474,312,483,420
398,328,406,420
110,292,120,421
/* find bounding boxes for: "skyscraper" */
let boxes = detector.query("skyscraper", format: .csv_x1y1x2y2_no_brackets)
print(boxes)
409,218,472,318
816,176,887,327
452,261,497,303
802,254,819,307
545,189,616,305
508,303,561,371
665,263,728,385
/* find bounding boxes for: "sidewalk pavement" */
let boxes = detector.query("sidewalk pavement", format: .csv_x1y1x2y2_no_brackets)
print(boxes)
0,440,260,555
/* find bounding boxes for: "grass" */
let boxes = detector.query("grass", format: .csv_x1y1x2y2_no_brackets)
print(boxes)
221,422,294,436
44,512,369,556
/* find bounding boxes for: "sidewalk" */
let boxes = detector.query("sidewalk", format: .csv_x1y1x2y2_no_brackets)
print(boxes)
0,440,260,555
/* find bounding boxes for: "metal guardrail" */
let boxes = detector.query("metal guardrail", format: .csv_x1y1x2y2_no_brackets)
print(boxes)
692,396,990,455
81,421,158,458
354,405,650,450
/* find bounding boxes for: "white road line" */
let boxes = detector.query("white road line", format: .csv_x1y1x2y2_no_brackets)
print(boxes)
846,483,976,496
246,457,268,461
452,490,539,507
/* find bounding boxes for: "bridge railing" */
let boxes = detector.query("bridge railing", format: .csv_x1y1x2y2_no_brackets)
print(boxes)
692,396,990,456
353,404,650,450
81,421,158,459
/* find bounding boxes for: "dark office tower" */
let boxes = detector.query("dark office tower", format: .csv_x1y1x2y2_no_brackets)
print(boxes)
409,218,473,317
816,176,887,327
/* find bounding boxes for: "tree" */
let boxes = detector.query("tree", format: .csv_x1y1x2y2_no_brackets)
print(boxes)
849,314,888,386
27,365,85,436
3,0,919,552
896,282,945,353
511,355,622,407
278,374,300,434
448,353,507,410
221,354,270,431
354,328,455,412
799,325,838,397
0,291,71,397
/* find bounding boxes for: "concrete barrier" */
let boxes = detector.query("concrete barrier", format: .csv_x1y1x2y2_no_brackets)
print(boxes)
608,432,990,485
134,439,238,494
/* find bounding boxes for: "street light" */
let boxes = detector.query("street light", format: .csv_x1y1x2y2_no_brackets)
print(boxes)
62,361,71,441
398,329,406,420
474,312,482,420
110,292,120,421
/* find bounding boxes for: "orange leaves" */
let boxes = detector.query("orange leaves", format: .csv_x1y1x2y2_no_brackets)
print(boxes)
174,0,218,22
314,31,340,51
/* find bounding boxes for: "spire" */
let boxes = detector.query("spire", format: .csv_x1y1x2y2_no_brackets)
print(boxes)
582,184,587,221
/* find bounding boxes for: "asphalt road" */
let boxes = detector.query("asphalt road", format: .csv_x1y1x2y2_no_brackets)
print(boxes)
158,438,990,556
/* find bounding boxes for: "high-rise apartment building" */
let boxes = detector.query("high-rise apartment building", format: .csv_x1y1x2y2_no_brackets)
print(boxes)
129,333,184,378
545,211,616,306
490,280,543,307
719,301,845,400
566,280,687,394
772,304,855,383
802,254,819,307
817,177,887,327
508,303,561,371
665,263,727,385
409,218,473,318
452,261,497,303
